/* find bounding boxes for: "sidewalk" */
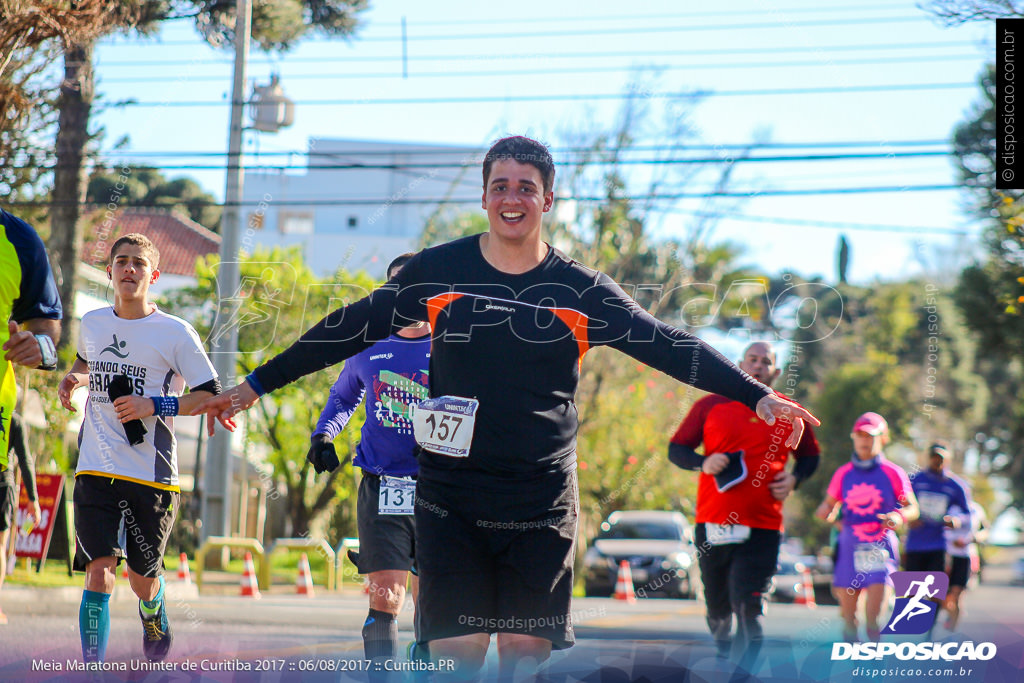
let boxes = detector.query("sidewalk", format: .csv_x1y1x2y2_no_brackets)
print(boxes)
1,571,371,603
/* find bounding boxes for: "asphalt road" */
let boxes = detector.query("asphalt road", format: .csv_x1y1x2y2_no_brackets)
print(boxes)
2,553,1023,682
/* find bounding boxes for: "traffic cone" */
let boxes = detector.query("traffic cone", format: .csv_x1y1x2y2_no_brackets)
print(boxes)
613,560,637,603
296,553,315,597
793,563,817,608
121,562,129,579
240,552,261,599
177,552,192,584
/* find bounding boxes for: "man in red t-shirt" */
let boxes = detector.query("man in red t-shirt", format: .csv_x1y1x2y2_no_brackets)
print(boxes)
668,341,820,666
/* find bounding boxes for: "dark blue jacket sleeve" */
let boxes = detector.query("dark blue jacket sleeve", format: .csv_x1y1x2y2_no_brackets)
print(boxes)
2,210,63,322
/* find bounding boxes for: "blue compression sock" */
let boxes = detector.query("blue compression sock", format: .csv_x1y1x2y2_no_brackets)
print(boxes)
80,590,111,663
140,575,165,615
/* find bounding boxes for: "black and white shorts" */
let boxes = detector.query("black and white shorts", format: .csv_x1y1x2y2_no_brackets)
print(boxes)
73,474,178,577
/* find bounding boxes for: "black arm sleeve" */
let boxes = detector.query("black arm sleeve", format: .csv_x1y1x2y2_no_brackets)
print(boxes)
10,414,37,502
668,442,704,471
588,276,771,412
253,256,434,395
190,378,222,395
793,455,819,488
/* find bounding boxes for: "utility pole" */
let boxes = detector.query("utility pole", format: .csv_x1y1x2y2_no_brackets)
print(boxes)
202,0,251,546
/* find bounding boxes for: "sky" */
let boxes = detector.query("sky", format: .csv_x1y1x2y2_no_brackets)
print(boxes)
89,0,995,285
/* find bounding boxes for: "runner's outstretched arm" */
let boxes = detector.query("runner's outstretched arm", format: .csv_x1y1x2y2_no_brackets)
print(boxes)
193,262,435,433
589,275,819,447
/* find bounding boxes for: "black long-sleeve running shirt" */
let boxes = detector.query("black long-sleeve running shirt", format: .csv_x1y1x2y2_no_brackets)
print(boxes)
254,235,770,480
2,413,38,501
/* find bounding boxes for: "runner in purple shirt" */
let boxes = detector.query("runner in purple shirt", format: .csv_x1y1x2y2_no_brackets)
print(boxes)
815,412,919,642
307,253,430,678
905,442,971,570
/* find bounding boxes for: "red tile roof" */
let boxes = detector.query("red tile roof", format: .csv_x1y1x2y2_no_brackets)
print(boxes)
80,208,220,276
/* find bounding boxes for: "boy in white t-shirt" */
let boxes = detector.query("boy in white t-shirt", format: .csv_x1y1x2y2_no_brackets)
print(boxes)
58,234,228,663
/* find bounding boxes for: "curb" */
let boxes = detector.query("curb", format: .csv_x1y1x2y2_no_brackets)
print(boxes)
1,582,200,604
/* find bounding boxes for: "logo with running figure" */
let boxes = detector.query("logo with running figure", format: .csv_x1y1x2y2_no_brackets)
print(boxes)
882,571,949,635
100,334,129,358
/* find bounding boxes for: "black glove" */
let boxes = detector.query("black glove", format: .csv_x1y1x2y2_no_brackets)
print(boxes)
307,434,340,474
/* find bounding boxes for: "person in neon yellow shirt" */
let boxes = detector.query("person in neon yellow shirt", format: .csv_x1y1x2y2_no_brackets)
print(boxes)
0,207,61,627
0,208,62,466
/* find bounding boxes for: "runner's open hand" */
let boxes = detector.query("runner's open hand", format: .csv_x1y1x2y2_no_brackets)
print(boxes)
754,394,820,449
190,381,252,435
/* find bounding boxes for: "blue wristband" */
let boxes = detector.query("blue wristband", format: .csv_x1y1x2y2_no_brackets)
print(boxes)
245,372,267,397
150,396,179,417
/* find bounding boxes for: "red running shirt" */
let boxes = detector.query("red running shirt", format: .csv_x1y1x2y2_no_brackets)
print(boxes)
670,393,820,531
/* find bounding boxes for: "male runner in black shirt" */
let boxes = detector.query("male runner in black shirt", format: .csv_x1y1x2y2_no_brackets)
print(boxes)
196,136,818,681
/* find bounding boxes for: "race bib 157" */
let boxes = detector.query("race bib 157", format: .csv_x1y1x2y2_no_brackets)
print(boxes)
411,396,478,457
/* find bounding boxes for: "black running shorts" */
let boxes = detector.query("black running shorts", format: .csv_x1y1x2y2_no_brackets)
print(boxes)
948,555,971,589
355,472,416,574
695,523,780,620
73,474,178,577
0,483,14,533
414,468,578,649
904,549,946,573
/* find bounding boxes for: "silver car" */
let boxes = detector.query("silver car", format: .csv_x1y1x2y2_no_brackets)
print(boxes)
583,510,699,599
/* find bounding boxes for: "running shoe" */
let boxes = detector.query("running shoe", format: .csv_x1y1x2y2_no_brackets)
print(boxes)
139,599,173,661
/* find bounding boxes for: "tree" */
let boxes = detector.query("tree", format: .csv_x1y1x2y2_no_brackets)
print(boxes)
87,165,222,228
1,0,368,351
419,210,488,249
947,65,1024,502
924,0,1024,24
949,69,1024,355
0,43,59,221
164,246,376,537
837,235,850,285
782,280,990,547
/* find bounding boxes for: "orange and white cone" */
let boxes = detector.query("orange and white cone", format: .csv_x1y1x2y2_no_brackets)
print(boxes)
121,562,129,579
177,552,192,584
240,552,261,599
613,560,637,603
296,553,315,597
793,563,817,609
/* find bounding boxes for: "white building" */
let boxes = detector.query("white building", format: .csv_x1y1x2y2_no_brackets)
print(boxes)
241,137,482,278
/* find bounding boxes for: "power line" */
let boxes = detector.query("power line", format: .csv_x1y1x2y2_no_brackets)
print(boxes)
4,185,962,210
8,151,952,173
95,40,982,67
370,4,912,27
677,210,972,236
104,15,930,45
109,82,978,108
97,53,984,84
49,139,942,160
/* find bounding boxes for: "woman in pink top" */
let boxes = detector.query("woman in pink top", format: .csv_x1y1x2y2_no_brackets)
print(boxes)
815,412,919,642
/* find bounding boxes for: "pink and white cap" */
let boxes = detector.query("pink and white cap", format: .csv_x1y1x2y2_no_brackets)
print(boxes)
852,412,888,436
